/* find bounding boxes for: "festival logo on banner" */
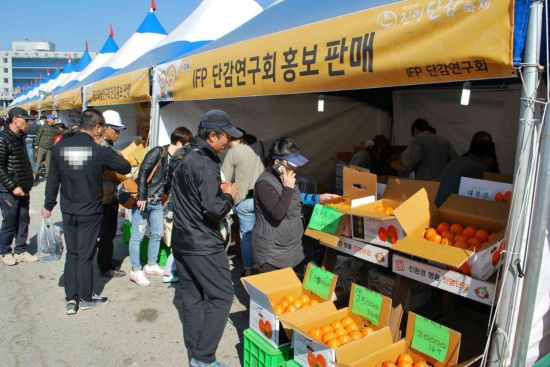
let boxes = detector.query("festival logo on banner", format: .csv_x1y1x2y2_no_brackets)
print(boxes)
155,61,181,101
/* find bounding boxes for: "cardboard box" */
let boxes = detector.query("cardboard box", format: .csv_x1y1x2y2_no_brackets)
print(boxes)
320,237,390,267
347,178,440,248
392,192,509,280
306,166,378,244
459,177,513,203
338,312,461,367
368,268,432,311
282,284,394,367
121,137,148,165
483,172,513,184
241,264,338,348
392,254,495,306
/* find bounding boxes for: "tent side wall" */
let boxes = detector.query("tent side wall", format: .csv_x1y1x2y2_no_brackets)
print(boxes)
392,85,522,175
157,94,390,188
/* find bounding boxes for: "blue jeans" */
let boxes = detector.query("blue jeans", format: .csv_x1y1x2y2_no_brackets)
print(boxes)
25,138,35,172
129,203,163,270
235,198,255,269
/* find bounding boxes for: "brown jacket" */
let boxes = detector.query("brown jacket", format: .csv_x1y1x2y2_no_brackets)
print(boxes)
101,140,129,205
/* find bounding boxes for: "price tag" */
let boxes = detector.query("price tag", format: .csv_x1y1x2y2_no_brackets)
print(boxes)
307,205,343,235
411,315,450,362
351,285,383,326
304,265,335,300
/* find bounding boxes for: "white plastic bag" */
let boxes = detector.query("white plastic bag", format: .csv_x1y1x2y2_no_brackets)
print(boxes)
37,218,64,262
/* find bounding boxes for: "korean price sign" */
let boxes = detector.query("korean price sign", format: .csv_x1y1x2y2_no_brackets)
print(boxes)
307,205,343,235
411,314,450,362
304,264,335,300
351,285,383,326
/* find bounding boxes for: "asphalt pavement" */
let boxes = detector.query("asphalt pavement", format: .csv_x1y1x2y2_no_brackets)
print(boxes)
0,180,250,367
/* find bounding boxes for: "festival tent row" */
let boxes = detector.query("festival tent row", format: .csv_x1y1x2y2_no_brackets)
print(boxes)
147,1,549,364
62,0,264,148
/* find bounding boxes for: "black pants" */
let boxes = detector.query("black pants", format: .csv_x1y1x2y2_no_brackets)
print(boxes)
62,213,102,301
174,251,234,363
97,202,118,272
0,193,30,255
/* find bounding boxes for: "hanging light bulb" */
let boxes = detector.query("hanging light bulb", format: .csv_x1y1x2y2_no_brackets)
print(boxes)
317,94,324,112
461,81,472,106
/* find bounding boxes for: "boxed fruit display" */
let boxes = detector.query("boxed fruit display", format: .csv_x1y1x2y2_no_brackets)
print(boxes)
338,312,461,367
241,264,338,348
305,166,378,246
346,178,439,248
281,284,395,367
392,191,509,280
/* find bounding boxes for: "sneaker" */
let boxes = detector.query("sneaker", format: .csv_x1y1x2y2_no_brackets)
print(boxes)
1,253,17,266
130,270,151,287
65,300,78,315
189,358,229,367
79,296,110,310
144,264,164,276
162,274,179,283
14,252,38,263
100,269,126,278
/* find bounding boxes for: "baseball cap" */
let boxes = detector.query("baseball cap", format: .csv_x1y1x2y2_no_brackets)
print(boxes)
199,109,243,138
8,107,32,121
272,150,309,167
103,110,126,131
46,114,57,120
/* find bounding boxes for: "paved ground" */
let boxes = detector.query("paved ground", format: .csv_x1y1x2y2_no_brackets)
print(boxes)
0,181,250,367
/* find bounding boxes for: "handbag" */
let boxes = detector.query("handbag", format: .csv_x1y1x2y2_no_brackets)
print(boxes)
117,147,165,209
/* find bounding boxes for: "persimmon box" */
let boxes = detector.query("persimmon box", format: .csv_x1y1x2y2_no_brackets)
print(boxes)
345,178,439,248
392,192,510,280
305,166,378,245
241,264,337,348
281,284,394,367
337,312,461,367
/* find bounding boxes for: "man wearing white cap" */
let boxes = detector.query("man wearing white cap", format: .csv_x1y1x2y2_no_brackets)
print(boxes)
97,110,128,278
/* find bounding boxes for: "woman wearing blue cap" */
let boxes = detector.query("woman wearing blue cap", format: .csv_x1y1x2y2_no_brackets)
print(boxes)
252,137,338,273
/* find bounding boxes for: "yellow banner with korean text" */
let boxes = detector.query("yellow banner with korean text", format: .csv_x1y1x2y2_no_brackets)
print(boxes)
172,0,515,101
54,88,82,111
84,68,150,107
42,95,54,110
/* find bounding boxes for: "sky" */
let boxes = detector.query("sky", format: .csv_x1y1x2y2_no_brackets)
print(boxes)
0,0,274,52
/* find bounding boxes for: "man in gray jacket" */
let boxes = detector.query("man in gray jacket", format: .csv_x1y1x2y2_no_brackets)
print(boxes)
221,129,264,276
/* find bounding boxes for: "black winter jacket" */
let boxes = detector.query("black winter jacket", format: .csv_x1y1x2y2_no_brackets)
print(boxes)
136,145,169,203
44,132,131,215
171,136,234,255
0,128,34,194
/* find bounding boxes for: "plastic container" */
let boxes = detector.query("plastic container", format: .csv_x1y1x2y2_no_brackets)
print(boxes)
285,361,301,367
243,328,293,367
121,220,171,266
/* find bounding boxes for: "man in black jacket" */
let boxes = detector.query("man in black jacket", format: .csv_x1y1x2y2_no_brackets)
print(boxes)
41,109,131,315
0,107,37,266
171,109,239,367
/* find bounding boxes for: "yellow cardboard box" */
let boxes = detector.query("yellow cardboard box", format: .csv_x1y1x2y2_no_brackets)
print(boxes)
241,264,338,348
282,284,395,367
392,192,509,280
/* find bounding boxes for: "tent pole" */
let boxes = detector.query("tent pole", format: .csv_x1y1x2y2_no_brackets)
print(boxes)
488,1,544,366
510,93,550,366
150,95,160,147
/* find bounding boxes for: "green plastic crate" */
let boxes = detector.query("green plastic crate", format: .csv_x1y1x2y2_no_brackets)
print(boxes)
243,328,293,367
285,361,301,367
121,219,171,267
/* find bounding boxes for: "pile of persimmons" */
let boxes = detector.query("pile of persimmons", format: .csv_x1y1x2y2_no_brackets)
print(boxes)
307,316,374,348
273,294,319,315
423,222,498,251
